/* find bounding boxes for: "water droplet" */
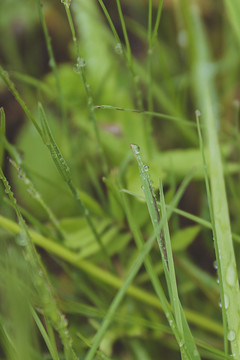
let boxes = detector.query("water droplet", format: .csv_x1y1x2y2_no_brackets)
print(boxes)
16,233,27,247
61,0,71,8
213,260,218,270
226,264,236,287
224,295,229,309
60,314,68,327
74,57,86,73
216,278,220,284
218,298,222,308
115,43,123,55
195,109,201,117
143,165,149,171
227,330,236,341
141,185,144,190
132,144,140,154
166,312,170,319
179,340,184,348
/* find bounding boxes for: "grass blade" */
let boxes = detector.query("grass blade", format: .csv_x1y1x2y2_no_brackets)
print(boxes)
131,143,200,359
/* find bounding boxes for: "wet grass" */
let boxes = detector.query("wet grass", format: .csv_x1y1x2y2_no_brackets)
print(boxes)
0,0,240,359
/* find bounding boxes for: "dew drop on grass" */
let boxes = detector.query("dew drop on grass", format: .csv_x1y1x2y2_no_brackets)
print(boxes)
17,233,27,247
132,144,140,154
224,295,229,309
141,185,144,190
143,164,149,171
115,43,123,55
179,340,184,348
74,57,86,73
227,330,236,342
218,298,222,308
226,264,236,287
213,260,218,270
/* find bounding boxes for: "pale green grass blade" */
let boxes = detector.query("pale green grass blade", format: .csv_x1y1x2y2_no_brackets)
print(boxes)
196,112,228,352
203,92,240,359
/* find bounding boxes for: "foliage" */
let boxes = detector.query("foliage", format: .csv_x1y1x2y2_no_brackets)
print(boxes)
0,0,240,359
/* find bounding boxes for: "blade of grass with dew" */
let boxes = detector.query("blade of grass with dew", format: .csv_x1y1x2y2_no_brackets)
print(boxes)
38,103,112,266
159,181,201,359
120,179,195,359
131,144,200,359
196,111,228,353
199,98,240,359
94,104,197,127
0,168,78,360
0,213,223,336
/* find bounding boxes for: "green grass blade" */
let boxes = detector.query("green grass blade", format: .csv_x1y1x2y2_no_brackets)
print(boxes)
131,144,200,359
196,111,228,353
203,91,240,359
